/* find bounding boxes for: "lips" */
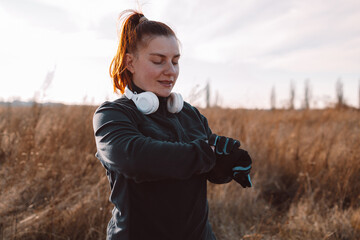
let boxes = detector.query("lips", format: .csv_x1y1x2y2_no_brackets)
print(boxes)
158,80,174,87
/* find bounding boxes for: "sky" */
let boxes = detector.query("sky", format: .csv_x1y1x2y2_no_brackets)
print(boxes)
0,0,359,109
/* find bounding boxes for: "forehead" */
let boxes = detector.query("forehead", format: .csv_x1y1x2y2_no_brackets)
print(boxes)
138,36,179,57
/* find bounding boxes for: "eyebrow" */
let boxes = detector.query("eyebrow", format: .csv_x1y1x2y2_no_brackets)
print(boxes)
149,53,181,58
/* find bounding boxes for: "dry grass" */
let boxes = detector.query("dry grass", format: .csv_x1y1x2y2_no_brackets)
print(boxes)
0,104,359,239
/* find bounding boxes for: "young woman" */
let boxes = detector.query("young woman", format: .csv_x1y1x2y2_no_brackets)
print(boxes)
93,10,252,240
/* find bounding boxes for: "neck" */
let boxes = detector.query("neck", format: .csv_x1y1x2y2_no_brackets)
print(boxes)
129,81,145,94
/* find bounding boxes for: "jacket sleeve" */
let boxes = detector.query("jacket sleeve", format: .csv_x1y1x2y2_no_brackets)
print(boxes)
193,108,233,184
93,102,216,183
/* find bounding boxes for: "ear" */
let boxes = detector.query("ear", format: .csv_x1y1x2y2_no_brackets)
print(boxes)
125,53,135,74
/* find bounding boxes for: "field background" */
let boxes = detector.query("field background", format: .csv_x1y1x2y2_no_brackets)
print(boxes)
0,104,359,239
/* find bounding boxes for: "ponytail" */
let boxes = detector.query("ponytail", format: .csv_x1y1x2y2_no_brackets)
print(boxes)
109,10,177,94
109,10,143,94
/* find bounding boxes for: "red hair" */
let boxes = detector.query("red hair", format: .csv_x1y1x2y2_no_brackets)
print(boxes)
109,10,177,94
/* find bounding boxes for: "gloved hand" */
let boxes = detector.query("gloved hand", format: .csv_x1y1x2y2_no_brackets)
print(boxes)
208,134,240,155
213,148,253,188
207,134,241,183
232,149,252,188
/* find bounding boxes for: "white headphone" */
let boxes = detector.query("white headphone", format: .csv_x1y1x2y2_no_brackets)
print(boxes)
124,86,184,115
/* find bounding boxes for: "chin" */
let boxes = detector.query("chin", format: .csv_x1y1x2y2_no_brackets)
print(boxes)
155,90,172,98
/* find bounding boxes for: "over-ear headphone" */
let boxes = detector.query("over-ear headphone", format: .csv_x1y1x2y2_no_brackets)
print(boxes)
124,86,183,115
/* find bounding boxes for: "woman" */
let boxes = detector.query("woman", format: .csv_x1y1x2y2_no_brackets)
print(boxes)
93,10,252,240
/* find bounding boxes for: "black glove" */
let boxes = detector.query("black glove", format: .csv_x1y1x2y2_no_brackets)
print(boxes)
208,134,240,155
232,149,252,188
215,148,251,175
215,148,253,188
207,134,241,182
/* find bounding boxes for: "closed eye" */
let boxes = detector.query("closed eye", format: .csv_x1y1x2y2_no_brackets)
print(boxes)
152,60,164,65
149,53,180,66
172,56,180,65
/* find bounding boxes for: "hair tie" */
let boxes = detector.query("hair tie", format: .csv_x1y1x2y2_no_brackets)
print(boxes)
139,16,148,24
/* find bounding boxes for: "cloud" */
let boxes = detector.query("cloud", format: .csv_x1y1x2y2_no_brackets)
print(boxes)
159,0,360,107
0,0,80,32
160,0,360,75
1,0,359,107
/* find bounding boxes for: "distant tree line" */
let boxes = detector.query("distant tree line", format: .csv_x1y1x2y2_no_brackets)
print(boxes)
189,78,360,110
270,78,360,110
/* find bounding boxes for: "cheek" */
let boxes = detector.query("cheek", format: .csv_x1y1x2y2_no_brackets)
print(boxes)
141,63,161,78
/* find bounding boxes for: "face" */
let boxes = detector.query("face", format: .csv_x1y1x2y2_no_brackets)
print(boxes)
126,35,180,97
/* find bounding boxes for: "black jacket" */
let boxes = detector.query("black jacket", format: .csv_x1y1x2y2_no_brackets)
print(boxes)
93,89,224,240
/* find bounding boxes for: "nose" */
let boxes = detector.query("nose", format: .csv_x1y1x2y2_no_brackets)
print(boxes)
164,61,177,76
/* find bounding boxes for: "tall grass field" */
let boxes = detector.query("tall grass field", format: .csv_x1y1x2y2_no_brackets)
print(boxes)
0,104,359,239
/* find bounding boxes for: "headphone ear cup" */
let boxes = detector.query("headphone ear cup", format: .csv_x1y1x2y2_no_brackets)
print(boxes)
133,92,159,115
167,92,184,113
